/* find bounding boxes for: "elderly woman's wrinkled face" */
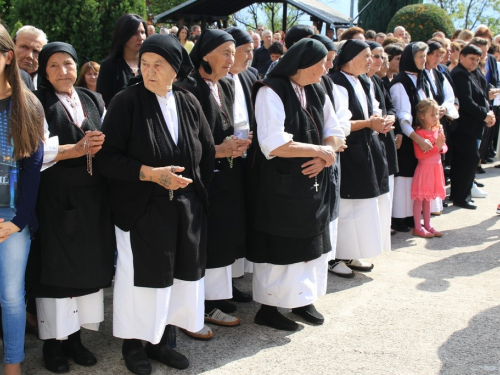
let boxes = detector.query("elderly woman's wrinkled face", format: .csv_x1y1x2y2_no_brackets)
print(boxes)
414,50,426,70
46,52,77,93
141,52,176,96
204,41,235,79
369,47,384,74
325,50,337,71
426,50,443,70
306,55,327,83
349,47,372,75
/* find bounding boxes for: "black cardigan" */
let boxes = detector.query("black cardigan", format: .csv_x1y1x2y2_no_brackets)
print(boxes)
451,63,489,139
96,83,215,231
96,55,136,106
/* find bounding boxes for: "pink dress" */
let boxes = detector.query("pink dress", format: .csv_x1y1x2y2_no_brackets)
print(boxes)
411,127,447,201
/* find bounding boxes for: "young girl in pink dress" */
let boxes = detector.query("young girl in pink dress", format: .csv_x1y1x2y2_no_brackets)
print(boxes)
411,99,447,238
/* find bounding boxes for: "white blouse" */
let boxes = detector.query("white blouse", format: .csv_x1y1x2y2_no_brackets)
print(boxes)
425,69,459,119
390,73,432,137
255,86,345,160
329,83,353,137
156,91,179,145
226,73,250,139
334,73,382,126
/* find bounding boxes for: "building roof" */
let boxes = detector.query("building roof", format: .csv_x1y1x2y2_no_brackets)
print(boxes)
154,0,351,26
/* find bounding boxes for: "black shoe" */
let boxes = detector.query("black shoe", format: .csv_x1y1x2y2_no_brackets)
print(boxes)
43,340,69,374
391,218,410,233
453,201,477,210
445,177,451,186
291,304,324,325
123,346,152,375
477,166,486,174
213,300,237,313
231,285,253,302
403,217,415,228
145,343,189,370
255,306,298,331
495,164,500,168
474,180,485,187
62,331,97,366
485,157,494,163
443,201,449,208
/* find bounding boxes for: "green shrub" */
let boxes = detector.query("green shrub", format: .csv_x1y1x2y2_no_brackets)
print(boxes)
387,3,454,41
358,0,422,33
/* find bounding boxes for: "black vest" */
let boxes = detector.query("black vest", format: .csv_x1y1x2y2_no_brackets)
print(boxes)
424,69,445,105
371,75,399,175
251,77,331,240
35,87,104,169
332,72,389,199
320,75,341,220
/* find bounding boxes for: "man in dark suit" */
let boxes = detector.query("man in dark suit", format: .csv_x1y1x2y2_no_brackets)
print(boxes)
450,44,496,209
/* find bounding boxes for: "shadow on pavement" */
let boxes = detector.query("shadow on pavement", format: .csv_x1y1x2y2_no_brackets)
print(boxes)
326,272,373,295
408,240,500,292
392,215,500,253
438,305,500,374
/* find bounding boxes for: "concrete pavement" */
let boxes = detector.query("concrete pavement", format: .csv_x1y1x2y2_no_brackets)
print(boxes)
17,163,500,375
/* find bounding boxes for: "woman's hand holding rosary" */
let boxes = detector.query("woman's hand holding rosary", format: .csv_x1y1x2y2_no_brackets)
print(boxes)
139,165,193,193
218,136,252,158
77,130,105,156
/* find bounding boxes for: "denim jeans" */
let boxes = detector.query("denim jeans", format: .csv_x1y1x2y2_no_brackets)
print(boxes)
0,207,30,364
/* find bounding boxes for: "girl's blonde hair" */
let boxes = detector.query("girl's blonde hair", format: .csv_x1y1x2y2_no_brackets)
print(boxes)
415,99,439,130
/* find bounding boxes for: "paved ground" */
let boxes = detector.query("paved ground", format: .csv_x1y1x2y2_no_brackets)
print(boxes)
12,163,500,374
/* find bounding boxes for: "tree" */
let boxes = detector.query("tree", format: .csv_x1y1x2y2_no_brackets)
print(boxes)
6,0,146,62
146,0,184,22
232,3,303,32
358,0,422,33
387,3,454,40
425,0,500,35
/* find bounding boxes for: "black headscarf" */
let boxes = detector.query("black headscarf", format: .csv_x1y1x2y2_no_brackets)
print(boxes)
399,42,425,90
427,41,442,55
366,41,382,51
310,34,337,52
225,27,253,47
189,29,235,74
333,39,369,71
37,42,78,91
267,38,327,78
139,34,193,80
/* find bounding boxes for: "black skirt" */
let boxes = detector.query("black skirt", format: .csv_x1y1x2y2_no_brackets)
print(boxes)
26,165,115,298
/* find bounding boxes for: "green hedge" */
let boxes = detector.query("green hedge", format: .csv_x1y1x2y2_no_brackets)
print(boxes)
358,0,422,34
387,3,454,41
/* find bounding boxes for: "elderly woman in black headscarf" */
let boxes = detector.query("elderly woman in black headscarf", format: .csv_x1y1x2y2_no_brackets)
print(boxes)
97,34,215,373
175,29,251,338
330,39,390,278
25,42,115,373
309,34,352,278
366,41,399,238
247,38,344,331
389,42,433,232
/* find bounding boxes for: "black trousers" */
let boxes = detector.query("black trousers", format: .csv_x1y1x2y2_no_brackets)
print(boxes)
450,133,479,204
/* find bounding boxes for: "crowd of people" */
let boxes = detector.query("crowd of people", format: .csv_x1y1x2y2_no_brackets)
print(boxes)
0,12,499,375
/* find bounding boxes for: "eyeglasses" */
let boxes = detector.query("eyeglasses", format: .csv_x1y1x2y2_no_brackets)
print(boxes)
372,54,383,60
257,29,263,31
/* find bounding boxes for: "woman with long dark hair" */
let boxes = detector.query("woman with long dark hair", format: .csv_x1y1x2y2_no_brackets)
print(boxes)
96,13,147,105
0,24,44,375
177,26,194,53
